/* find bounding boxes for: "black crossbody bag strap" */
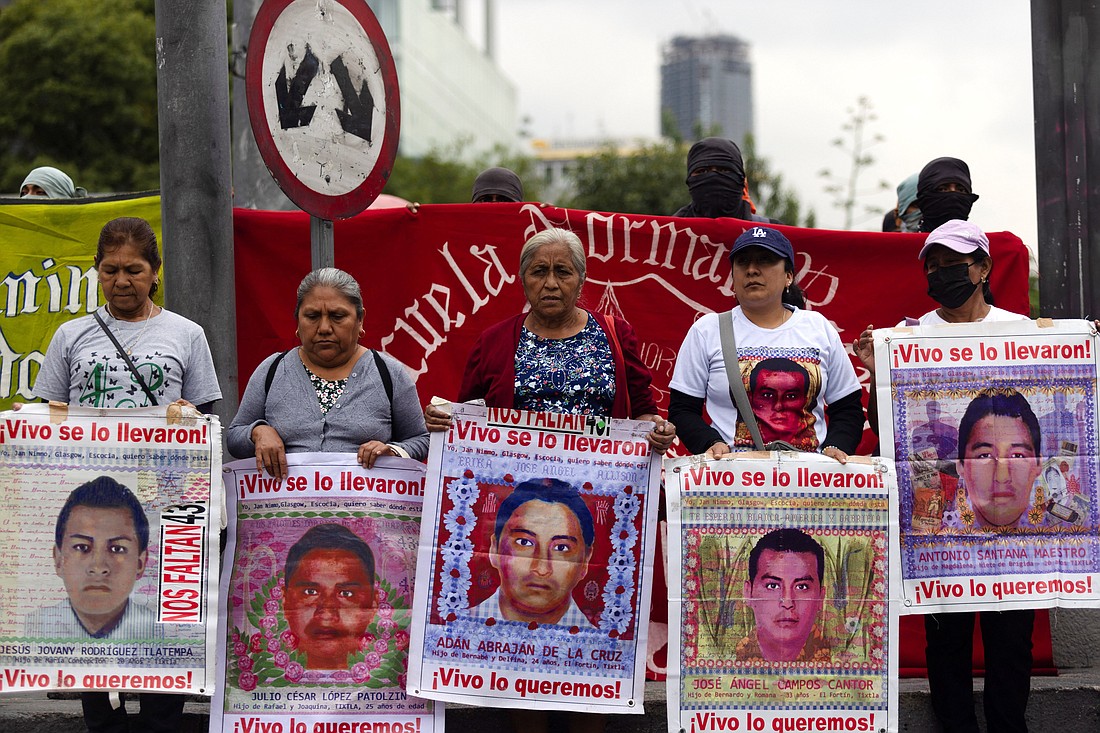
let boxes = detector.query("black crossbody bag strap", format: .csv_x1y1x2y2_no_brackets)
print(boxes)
92,311,159,406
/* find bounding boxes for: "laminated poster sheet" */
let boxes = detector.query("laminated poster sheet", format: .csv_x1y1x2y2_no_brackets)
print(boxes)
213,453,442,733
666,452,901,733
875,319,1100,613
0,405,221,695
407,405,661,713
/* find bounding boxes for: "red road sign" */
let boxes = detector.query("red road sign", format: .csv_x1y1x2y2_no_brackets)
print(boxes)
246,0,400,220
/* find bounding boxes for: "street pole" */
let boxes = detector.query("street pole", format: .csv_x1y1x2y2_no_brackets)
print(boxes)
154,0,239,426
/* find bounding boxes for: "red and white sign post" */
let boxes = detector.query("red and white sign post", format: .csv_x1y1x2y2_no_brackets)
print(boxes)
246,0,400,265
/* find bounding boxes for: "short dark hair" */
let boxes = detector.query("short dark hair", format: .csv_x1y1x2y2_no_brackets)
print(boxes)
958,389,1040,462
494,479,595,550
285,523,375,585
749,358,810,394
94,217,161,297
55,476,149,552
748,528,824,586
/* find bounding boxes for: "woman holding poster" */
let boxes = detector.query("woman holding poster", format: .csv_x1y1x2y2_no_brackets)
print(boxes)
424,226,675,451
228,267,430,477
667,226,863,460
855,219,1034,733
423,226,672,732
31,216,222,733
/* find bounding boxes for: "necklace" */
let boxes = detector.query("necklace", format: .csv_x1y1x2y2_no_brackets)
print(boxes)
107,301,154,355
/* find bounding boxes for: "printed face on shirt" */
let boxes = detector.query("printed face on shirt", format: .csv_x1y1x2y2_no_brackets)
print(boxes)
489,499,592,625
296,285,365,370
284,548,376,669
522,242,583,324
959,414,1041,527
744,549,824,662
54,506,147,635
749,360,811,444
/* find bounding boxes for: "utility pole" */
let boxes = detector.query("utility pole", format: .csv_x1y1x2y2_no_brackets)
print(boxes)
154,0,239,427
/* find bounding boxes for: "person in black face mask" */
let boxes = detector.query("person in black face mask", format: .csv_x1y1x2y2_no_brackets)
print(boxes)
673,137,778,223
916,157,980,233
853,218,1034,733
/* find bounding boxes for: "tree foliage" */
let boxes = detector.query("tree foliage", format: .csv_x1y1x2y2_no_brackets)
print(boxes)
817,96,889,230
565,133,815,226
565,138,689,215
0,0,159,193
383,139,543,205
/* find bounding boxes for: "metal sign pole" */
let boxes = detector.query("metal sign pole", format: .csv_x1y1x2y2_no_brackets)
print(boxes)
310,216,335,270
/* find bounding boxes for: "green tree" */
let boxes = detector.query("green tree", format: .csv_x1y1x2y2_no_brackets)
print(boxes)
565,137,688,215
384,139,542,204
566,133,814,226
0,0,159,193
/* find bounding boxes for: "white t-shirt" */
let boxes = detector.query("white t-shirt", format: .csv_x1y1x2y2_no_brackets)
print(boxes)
670,307,861,451
899,306,1028,327
33,306,222,408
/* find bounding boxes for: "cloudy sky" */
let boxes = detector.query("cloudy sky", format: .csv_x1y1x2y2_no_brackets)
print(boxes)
472,1,1037,247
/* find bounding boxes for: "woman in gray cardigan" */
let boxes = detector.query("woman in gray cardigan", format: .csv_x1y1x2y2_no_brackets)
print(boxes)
228,268,429,478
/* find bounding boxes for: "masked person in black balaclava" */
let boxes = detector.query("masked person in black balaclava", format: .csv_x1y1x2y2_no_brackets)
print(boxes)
471,167,524,203
916,157,979,233
673,137,778,223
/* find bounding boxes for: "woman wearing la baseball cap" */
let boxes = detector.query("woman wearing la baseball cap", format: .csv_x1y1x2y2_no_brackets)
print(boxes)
669,225,864,462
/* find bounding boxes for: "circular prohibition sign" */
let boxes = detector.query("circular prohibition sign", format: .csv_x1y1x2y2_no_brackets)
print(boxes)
246,0,400,219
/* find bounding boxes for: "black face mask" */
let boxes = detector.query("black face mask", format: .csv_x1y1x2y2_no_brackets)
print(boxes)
687,171,750,219
918,191,979,232
926,262,978,309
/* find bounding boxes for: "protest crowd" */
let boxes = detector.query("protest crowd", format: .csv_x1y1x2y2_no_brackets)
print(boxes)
2,134,1088,733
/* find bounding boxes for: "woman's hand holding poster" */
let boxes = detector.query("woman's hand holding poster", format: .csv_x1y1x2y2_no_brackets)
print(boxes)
214,454,440,733
407,404,661,713
874,318,1100,612
665,453,900,733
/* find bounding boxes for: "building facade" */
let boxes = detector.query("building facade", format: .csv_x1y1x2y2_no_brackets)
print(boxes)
660,35,753,146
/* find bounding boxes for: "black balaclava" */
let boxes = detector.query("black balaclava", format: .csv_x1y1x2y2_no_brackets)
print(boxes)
685,137,752,219
471,167,523,203
916,157,979,232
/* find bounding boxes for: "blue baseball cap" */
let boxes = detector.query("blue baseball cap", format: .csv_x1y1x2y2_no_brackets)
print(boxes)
729,226,795,268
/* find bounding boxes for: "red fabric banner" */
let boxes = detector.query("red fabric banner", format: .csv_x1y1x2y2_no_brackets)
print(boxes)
233,203,1047,679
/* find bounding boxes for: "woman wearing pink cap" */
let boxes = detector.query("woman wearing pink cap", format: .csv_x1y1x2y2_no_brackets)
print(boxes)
856,219,1033,733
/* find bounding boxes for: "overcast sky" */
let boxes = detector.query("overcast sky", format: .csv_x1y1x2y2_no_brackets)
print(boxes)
473,1,1037,247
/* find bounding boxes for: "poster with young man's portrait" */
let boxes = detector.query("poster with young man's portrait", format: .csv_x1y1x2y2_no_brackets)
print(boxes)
213,454,441,733
0,405,220,695
875,319,1100,612
665,453,900,733
407,405,661,713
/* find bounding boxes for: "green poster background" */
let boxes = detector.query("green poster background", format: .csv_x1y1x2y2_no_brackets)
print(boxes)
0,194,162,407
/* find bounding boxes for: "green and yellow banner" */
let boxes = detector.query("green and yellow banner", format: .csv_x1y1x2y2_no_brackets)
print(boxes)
0,194,161,407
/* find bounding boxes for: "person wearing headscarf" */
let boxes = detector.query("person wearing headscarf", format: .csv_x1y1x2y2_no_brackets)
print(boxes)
673,137,777,222
471,167,524,203
20,166,87,199
895,172,921,232
916,157,978,232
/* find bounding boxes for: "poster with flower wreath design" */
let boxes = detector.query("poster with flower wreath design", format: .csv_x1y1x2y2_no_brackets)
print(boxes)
0,405,221,695
665,452,901,733
406,404,661,713
213,453,442,733
874,319,1100,613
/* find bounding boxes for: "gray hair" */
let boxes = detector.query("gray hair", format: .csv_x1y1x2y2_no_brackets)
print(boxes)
295,268,364,319
518,228,587,282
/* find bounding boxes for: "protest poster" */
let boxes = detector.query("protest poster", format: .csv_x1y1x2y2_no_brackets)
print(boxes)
666,452,900,733
214,453,441,733
0,194,162,409
875,318,1100,612
0,404,220,695
406,404,660,713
